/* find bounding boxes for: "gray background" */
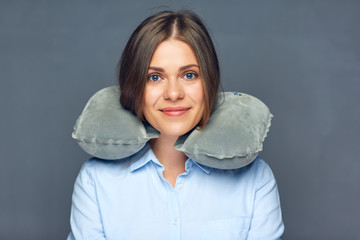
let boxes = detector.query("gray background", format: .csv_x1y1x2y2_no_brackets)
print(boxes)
1,0,359,239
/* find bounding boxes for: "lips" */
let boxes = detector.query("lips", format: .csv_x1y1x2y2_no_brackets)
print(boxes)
159,106,190,117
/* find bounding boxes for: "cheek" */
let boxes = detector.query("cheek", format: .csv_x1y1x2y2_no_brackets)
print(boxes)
143,85,161,113
187,82,205,105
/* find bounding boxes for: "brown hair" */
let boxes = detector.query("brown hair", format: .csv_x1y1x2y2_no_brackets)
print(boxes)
118,10,220,127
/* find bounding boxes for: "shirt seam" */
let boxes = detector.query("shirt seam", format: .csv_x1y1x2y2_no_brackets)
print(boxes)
249,158,261,230
88,160,106,238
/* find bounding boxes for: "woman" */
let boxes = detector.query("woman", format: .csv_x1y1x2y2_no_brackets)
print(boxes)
68,10,284,239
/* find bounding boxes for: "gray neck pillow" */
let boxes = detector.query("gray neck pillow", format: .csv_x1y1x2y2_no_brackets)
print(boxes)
72,86,272,169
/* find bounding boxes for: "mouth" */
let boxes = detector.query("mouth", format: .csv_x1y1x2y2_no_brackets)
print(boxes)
159,106,190,117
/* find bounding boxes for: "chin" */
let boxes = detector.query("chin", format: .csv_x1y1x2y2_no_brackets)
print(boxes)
159,125,194,137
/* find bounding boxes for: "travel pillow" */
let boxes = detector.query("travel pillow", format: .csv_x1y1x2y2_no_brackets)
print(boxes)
72,86,272,169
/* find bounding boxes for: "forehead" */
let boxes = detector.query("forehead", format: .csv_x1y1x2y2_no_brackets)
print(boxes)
149,39,198,68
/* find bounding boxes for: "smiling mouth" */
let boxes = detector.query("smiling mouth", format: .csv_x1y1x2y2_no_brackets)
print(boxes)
160,107,190,117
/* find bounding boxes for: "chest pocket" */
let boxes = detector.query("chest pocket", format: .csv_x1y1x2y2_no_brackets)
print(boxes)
202,217,250,240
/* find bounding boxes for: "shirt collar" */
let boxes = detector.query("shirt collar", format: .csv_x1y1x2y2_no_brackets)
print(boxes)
129,143,212,174
129,144,162,172
189,159,212,174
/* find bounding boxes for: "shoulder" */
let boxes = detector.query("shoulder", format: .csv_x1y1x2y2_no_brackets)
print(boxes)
239,157,274,178
211,157,273,178
77,157,131,181
251,157,275,178
246,157,279,194
81,157,127,170
207,157,276,188
245,157,277,186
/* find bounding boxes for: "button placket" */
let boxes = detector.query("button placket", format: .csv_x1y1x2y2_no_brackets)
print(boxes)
167,173,187,240
168,189,181,240
176,183,184,190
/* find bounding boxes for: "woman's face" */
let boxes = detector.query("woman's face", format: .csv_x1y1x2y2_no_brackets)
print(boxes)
143,39,205,137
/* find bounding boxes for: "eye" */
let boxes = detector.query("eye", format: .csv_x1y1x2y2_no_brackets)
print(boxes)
184,72,198,80
148,74,161,82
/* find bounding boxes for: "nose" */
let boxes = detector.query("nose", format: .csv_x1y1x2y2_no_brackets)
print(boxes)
163,79,184,101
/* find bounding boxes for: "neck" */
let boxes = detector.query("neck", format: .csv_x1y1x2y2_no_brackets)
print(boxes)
150,134,187,187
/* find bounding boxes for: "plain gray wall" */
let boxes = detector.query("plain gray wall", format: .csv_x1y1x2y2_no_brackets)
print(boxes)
1,1,359,239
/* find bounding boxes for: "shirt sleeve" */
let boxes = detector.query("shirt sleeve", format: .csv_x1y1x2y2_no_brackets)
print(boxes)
67,159,106,240
247,159,284,240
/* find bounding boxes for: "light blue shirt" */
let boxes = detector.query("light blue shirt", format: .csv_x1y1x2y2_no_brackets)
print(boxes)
67,145,284,240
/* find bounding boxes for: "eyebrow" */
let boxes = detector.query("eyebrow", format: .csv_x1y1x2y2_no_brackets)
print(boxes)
148,64,199,72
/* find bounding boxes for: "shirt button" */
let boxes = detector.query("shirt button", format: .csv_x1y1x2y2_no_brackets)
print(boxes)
172,219,179,225
176,184,183,190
